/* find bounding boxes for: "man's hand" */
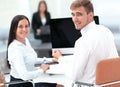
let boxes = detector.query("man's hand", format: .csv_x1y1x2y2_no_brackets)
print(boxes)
52,58,58,62
52,50,62,59
40,64,49,72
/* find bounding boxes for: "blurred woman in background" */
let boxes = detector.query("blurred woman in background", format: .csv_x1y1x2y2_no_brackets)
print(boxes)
32,0,51,43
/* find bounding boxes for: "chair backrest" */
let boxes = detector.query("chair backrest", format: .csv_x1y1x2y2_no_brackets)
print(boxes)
94,16,99,24
0,70,5,87
0,70,32,87
96,57,120,87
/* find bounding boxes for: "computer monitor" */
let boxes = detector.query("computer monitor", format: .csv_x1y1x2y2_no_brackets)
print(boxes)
50,17,81,54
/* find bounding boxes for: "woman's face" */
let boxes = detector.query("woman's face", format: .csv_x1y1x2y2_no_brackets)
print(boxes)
16,19,29,41
39,3,46,12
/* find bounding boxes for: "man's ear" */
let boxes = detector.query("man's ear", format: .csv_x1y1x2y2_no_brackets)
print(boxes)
88,12,94,21
89,12,94,17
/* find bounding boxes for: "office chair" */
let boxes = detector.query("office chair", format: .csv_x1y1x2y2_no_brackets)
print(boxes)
56,84,64,87
72,57,120,87
0,72,33,87
94,16,99,25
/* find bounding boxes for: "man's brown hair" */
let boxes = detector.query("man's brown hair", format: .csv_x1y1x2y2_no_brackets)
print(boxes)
70,0,94,14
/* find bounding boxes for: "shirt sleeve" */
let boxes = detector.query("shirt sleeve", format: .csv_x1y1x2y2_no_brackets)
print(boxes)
8,48,43,80
35,57,53,64
58,39,91,82
57,55,75,81
71,39,90,82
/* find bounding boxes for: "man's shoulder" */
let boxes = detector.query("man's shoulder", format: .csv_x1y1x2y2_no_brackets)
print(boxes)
96,24,109,30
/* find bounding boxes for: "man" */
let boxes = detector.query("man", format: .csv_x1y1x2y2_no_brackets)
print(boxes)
52,0,118,85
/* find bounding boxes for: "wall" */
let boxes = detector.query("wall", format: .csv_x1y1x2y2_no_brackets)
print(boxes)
0,0,73,36
0,0,31,42
0,0,30,29
29,0,73,19
1,0,120,28
92,0,120,26
0,0,120,42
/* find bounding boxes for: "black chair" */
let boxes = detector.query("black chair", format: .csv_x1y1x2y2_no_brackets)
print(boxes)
94,16,99,24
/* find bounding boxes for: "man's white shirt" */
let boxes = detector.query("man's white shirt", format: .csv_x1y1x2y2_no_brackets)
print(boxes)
58,21,118,84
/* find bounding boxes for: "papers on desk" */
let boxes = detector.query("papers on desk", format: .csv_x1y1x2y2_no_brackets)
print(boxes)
46,64,65,75
35,55,74,75
46,55,74,75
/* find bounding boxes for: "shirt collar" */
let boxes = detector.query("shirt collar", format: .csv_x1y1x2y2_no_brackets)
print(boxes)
81,21,95,36
14,38,27,46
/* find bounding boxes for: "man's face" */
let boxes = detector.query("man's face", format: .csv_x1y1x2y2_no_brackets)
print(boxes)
71,6,92,30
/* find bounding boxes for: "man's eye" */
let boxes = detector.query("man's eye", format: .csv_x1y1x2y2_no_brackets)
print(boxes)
76,13,82,16
71,13,75,17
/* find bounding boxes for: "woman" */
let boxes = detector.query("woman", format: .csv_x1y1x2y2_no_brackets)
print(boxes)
32,0,51,42
7,15,57,87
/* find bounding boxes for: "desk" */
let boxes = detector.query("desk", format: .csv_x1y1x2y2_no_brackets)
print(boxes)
33,74,73,87
4,56,74,87
33,56,74,87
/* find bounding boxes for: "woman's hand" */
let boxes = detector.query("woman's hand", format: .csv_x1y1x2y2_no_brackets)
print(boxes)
36,29,41,33
36,29,41,35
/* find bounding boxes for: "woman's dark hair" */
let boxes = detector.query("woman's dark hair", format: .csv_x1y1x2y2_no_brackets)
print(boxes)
38,0,48,13
7,15,30,68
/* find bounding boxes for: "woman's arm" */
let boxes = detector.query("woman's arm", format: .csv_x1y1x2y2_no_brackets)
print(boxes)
8,49,43,80
32,12,40,31
35,57,53,63
45,12,51,25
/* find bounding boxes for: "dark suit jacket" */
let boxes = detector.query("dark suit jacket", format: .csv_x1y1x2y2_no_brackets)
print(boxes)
31,11,51,40
32,11,51,31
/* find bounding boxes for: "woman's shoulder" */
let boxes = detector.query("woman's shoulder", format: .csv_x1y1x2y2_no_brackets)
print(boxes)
8,40,23,51
8,40,17,47
46,11,50,15
33,12,39,16
45,11,51,18
25,38,31,46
